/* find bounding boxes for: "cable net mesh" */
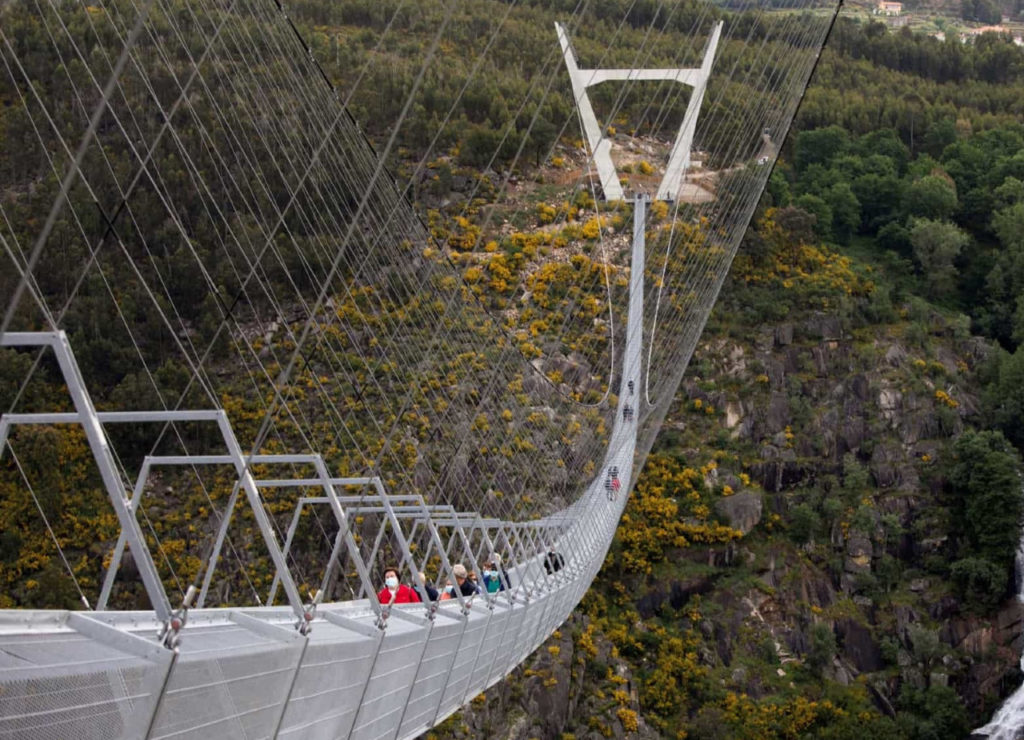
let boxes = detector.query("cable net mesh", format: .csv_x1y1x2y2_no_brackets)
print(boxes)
0,630,162,740
0,0,836,611
149,629,302,738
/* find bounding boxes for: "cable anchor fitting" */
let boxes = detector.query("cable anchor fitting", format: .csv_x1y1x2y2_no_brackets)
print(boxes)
375,605,390,631
297,589,322,636
159,584,197,651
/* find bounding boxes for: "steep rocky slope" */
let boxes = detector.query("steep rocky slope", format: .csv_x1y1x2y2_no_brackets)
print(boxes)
425,213,1024,740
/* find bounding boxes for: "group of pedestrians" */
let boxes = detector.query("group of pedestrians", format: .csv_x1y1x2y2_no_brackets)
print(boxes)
376,380,636,608
376,555,512,606
375,546,573,610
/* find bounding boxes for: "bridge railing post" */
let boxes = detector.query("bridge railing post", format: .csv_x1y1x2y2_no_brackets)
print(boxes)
1,332,172,620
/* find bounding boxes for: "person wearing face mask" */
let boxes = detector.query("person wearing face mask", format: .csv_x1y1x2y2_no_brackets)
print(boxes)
482,554,510,593
376,566,421,605
439,578,455,600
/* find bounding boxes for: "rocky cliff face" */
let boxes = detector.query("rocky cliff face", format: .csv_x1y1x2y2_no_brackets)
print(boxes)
429,619,660,740
425,297,1024,739
674,308,1021,721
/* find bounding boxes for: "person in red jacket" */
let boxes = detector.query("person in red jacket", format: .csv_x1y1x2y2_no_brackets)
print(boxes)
377,566,421,605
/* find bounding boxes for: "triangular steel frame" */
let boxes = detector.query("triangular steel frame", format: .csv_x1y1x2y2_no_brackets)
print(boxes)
556,20,723,201
0,331,312,621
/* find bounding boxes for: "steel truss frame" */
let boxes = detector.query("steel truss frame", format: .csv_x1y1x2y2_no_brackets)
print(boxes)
555,20,723,201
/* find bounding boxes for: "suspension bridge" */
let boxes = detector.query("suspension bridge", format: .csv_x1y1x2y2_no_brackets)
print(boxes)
0,0,839,737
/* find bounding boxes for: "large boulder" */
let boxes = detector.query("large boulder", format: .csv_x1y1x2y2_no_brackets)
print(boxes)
870,443,903,487
715,492,763,535
836,618,884,672
774,324,794,346
996,601,1024,653
884,342,906,367
767,391,791,431
845,531,873,574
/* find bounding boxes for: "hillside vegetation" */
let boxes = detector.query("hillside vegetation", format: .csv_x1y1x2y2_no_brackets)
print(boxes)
309,6,1024,740
4,1,1024,737
425,199,1021,739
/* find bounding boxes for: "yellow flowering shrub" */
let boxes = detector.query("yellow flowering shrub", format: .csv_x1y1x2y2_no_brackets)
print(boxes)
615,454,742,573
731,208,874,308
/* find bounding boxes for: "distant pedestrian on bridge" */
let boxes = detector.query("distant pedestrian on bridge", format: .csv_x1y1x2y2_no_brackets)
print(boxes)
377,566,421,605
606,465,621,499
544,550,564,575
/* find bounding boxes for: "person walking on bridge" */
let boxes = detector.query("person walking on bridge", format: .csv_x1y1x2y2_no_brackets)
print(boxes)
377,566,421,605
483,554,511,593
453,563,479,596
417,571,439,602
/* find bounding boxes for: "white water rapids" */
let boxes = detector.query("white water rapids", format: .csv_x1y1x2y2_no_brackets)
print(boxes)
975,542,1024,739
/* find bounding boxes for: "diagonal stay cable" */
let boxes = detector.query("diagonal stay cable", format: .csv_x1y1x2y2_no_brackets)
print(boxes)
6,442,91,610
242,0,462,462
0,0,155,337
